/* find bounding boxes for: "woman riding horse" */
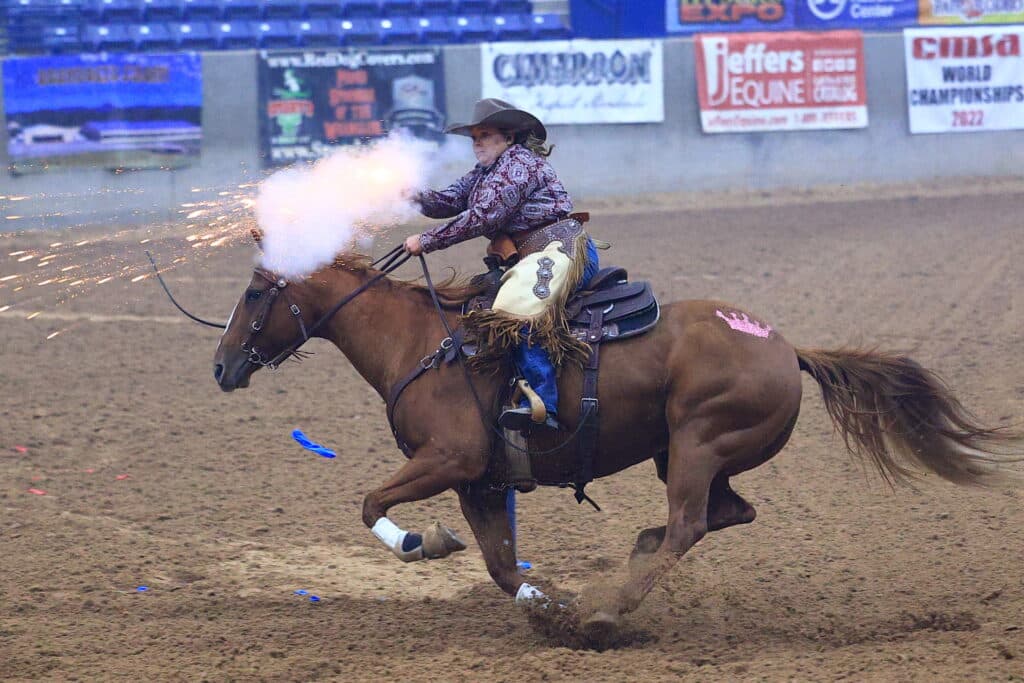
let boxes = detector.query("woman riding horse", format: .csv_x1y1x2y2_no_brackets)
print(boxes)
404,98,600,433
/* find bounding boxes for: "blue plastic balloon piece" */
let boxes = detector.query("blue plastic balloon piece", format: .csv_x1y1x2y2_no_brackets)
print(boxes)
137,586,149,592
292,429,336,458
309,595,321,602
517,561,532,571
294,589,308,596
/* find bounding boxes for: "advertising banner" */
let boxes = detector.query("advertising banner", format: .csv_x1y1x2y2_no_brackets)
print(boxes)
667,0,795,34
2,53,202,174
695,31,868,133
480,40,664,124
918,0,1024,24
904,26,1024,133
795,0,918,28
258,47,446,167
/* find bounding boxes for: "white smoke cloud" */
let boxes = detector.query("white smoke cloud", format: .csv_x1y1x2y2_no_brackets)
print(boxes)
255,132,466,278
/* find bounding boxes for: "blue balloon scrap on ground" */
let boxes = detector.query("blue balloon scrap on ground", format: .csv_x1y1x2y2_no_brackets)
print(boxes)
136,586,149,592
294,589,308,596
292,429,336,458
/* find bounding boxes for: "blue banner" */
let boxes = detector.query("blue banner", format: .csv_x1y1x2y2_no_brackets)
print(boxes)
667,0,796,33
3,53,202,174
795,0,918,27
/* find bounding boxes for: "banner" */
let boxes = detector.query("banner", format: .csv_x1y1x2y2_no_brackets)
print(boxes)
904,27,1024,133
667,0,795,34
795,0,918,28
258,48,445,167
695,31,868,132
918,0,1024,24
2,53,201,174
480,40,664,124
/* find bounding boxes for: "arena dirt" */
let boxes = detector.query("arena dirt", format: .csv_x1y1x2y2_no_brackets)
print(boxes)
1,185,1022,681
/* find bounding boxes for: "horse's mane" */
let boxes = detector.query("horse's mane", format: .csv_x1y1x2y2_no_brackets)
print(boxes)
330,252,486,307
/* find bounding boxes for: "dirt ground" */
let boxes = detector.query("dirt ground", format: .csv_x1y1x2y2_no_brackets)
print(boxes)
1,183,1023,681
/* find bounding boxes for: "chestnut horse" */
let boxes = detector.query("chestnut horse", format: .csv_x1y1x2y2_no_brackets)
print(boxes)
212,250,1018,641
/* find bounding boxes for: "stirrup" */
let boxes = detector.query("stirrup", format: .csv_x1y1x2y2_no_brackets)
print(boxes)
499,407,561,433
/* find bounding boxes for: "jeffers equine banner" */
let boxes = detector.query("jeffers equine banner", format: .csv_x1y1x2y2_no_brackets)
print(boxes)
695,31,868,133
918,0,1024,24
904,27,1024,133
480,40,664,124
667,0,795,34
258,48,445,167
2,53,201,175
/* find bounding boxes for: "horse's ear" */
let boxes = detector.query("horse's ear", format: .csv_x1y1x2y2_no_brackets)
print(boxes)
250,227,264,250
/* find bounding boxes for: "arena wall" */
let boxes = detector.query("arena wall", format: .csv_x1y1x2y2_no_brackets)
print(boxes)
2,35,1023,230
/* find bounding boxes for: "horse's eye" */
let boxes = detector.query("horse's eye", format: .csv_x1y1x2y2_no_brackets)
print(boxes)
246,289,262,302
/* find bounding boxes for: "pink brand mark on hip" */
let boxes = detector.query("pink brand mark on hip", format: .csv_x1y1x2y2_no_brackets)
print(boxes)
716,310,772,338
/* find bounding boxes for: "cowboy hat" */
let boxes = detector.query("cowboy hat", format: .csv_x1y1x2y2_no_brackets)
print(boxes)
444,98,547,142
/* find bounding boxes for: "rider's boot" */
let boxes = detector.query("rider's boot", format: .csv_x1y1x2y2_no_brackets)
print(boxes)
499,342,561,433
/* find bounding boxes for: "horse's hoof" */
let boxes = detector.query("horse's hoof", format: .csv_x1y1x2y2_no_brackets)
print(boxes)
581,610,620,647
422,521,467,559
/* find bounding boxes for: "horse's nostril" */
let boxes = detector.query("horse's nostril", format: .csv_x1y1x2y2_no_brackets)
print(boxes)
214,363,224,382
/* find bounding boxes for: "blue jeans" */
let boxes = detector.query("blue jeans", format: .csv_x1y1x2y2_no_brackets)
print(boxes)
514,238,600,416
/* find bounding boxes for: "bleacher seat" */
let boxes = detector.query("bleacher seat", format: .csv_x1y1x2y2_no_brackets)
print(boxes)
450,14,487,42
419,0,453,14
86,0,142,22
290,18,336,46
219,0,259,19
343,0,381,17
83,22,133,49
181,0,218,20
377,15,415,44
141,0,181,20
129,21,175,48
305,0,341,18
414,14,453,43
492,0,530,14
490,13,528,40
337,16,375,44
380,0,417,15
169,19,218,47
530,12,567,39
254,18,294,46
214,18,258,46
262,0,302,19
455,0,487,13
42,24,83,52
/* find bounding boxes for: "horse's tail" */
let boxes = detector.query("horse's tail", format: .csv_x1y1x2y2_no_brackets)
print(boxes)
795,347,1022,487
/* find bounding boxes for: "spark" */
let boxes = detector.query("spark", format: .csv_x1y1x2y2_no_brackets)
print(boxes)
75,240,89,246
60,265,80,272
139,239,150,244
17,255,35,262
6,215,23,220
37,279,55,286
97,277,113,285
186,234,198,242
13,286,23,292
0,275,19,281
69,279,85,286
26,311,40,320
46,330,62,340
130,274,148,283
0,305,9,312
8,251,25,256
210,236,228,247
49,242,62,248
8,195,28,201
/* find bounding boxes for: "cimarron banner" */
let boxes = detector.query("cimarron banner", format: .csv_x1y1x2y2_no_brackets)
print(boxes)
258,47,446,167
695,30,868,132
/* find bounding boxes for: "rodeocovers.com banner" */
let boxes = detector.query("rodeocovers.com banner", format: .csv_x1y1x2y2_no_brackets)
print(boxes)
695,31,868,133
258,47,445,167
904,26,1024,133
918,0,1024,24
480,39,664,124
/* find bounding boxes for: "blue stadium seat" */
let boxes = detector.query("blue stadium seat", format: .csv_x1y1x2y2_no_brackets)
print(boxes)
180,0,219,19
490,13,528,40
141,0,182,20
83,23,134,49
381,0,417,15
254,18,295,46
220,0,259,19
305,0,341,17
492,0,530,13
291,18,337,46
455,0,487,13
377,15,415,44
129,21,176,49
214,18,258,46
337,16,376,44
169,19,218,47
450,14,488,42
343,0,381,16
87,0,143,22
10,0,84,20
262,0,302,18
414,14,452,43
530,12,567,39
419,0,453,14
42,24,83,52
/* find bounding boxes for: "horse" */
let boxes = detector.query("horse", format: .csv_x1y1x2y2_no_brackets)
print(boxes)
212,245,1019,643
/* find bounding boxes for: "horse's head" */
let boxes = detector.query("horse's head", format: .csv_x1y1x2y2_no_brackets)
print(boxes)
213,264,313,392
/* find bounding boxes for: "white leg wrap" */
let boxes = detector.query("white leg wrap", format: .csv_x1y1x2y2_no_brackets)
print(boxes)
372,517,424,563
515,582,547,605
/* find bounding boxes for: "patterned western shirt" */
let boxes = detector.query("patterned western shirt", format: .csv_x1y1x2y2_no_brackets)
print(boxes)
416,144,573,253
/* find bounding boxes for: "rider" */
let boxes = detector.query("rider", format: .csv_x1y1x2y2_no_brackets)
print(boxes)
404,98,600,433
